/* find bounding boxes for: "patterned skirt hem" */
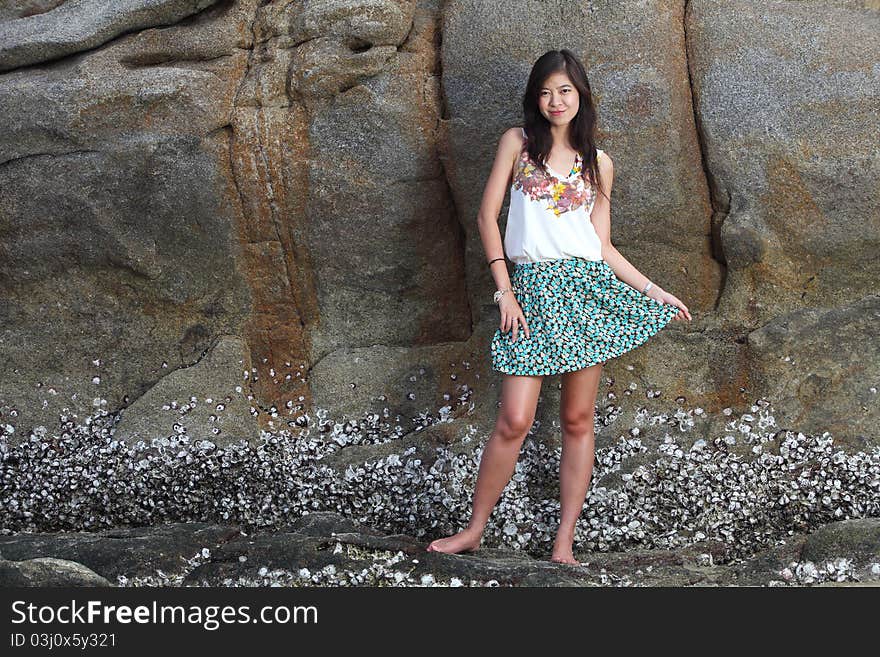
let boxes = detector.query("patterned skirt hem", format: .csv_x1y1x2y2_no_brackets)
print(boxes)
491,302,677,376
489,257,678,376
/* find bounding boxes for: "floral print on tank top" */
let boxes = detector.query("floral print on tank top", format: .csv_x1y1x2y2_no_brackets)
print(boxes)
512,147,597,217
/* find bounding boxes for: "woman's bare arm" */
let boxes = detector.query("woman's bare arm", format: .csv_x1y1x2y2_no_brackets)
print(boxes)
590,153,652,292
477,128,524,292
591,152,691,321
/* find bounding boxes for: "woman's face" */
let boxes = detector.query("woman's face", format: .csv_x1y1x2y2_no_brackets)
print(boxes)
538,71,579,126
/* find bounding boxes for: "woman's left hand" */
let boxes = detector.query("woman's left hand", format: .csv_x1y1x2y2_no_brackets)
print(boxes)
648,287,691,322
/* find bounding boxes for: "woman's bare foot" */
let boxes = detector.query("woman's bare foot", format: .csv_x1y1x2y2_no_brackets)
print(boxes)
550,533,580,566
426,528,482,554
550,551,581,566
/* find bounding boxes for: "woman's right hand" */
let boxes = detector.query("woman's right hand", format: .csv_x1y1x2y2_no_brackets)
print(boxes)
499,295,530,342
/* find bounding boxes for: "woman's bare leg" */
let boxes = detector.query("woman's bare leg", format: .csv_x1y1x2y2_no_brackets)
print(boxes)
551,362,603,565
426,373,543,554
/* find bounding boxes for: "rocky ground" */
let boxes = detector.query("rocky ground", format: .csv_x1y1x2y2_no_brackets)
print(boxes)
1,391,878,587
1,512,878,587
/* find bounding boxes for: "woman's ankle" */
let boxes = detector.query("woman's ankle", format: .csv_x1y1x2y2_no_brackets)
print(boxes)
464,524,485,539
554,528,575,544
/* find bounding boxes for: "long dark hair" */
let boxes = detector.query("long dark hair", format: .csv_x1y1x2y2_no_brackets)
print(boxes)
521,49,606,202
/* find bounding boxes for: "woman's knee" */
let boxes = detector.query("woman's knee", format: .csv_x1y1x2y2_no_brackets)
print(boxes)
495,412,534,440
560,412,594,438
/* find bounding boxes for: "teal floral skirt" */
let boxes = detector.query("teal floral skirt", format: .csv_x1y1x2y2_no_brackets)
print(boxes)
490,257,679,376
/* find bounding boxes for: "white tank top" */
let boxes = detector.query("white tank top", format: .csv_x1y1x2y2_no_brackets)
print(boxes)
503,127,605,264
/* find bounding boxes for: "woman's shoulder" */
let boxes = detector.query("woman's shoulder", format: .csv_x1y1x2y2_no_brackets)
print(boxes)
497,126,527,156
594,148,613,182
500,125,527,143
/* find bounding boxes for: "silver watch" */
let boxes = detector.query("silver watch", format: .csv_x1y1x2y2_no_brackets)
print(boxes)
493,286,518,304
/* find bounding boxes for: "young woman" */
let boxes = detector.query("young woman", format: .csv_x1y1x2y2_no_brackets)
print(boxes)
427,49,691,565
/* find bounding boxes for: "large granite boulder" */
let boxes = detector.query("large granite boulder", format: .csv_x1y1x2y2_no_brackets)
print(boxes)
0,0,877,464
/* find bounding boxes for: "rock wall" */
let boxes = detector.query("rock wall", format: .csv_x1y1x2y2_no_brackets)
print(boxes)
0,0,877,449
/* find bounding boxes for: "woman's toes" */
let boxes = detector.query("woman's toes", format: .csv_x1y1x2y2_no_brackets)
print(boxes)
425,532,480,555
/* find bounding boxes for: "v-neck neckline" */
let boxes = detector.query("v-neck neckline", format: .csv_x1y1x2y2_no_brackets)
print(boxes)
543,152,581,180
519,129,582,180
